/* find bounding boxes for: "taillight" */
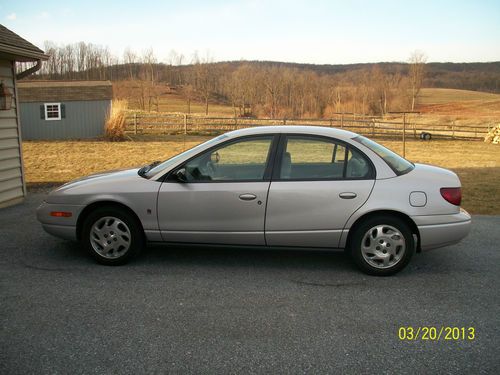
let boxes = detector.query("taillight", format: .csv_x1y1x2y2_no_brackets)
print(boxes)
440,187,461,206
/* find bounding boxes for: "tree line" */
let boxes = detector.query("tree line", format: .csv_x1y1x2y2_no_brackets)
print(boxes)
18,41,499,117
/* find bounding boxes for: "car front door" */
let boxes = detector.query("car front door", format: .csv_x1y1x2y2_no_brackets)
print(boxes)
157,135,277,245
265,135,376,248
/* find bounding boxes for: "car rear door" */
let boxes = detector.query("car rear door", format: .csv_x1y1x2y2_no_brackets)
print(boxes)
157,135,278,245
265,134,375,248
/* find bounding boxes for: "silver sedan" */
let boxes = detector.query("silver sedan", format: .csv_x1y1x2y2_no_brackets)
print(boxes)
37,126,471,275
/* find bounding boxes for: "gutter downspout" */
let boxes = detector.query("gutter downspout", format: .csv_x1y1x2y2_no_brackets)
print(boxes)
16,59,42,80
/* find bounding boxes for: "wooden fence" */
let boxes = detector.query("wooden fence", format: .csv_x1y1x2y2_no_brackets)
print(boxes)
124,113,494,140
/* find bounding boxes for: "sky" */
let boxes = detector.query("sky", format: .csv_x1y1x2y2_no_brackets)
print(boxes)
1,0,500,65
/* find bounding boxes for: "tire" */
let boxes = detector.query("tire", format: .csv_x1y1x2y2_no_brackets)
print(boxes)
349,215,415,276
420,132,432,141
82,206,144,265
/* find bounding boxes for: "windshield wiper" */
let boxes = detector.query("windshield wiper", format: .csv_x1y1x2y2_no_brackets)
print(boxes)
138,160,162,177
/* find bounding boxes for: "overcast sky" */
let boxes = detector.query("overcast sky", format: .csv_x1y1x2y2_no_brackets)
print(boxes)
2,0,500,64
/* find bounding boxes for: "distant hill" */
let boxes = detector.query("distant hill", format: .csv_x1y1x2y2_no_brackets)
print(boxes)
211,61,500,93
33,59,500,93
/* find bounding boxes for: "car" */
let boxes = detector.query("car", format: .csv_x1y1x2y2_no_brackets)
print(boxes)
37,126,471,275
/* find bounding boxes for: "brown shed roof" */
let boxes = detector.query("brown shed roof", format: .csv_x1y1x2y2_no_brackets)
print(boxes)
17,80,113,102
0,24,48,61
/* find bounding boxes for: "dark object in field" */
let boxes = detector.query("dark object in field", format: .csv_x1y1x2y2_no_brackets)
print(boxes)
420,132,432,141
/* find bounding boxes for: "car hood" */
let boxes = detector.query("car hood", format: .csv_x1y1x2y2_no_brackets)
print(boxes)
59,168,137,186
54,168,140,190
46,168,142,203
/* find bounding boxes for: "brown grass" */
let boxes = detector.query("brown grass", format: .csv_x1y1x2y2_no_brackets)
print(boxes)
417,88,500,120
22,137,500,214
418,88,500,105
105,100,128,141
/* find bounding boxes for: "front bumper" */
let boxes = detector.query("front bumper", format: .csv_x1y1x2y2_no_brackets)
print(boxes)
413,209,472,251
36,201,85,241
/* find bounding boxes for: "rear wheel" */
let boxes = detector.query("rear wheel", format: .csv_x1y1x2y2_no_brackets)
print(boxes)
82,206,144,265
349,215,415,276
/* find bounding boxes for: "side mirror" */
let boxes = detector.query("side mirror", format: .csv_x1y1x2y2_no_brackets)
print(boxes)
175,168,188,183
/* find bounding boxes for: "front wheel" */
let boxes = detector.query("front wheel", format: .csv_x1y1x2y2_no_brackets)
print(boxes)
349,216,415,276
82,206,144,265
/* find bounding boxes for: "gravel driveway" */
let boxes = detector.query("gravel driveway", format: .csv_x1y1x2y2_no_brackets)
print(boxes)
1,193,499,374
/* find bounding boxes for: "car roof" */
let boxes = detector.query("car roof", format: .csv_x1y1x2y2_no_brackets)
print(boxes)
223,125,358,140
146,124,397,180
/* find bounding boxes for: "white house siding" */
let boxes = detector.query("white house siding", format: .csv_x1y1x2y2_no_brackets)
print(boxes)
0,59,25,208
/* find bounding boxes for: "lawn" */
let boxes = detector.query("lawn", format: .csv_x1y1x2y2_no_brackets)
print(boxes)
22,137,500,214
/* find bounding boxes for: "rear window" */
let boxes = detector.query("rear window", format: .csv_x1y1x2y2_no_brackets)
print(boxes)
353,136,414,175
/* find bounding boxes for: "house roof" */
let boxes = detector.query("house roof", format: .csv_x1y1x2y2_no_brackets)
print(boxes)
0,24,49,61
17,80,112,88
17,80,113,102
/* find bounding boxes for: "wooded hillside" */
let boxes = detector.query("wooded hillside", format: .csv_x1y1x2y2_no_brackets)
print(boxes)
19,41,500,118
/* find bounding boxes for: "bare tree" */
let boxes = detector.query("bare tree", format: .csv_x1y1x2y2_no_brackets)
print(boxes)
141,48,157,83
123,47,137,80
193,52,216,115
408,50,427,111
181,84,195,113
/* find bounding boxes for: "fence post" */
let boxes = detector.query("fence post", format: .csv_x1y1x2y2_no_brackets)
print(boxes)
184,114,187,135
133,113,137,135
371,118,375,137
452,121,455,139
234,116,238,130
341,113,344,128
402,113,406,158
283,118,287,126
330,118,333,127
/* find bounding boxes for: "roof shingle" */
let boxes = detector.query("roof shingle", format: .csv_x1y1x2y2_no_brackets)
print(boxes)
0,24,48,61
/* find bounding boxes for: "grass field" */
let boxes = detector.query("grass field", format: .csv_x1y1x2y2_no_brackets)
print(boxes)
418,88,500,104
123,87,500,131
130,87,500,118
23,137,500,214
417,88,500,117
128,91,236,116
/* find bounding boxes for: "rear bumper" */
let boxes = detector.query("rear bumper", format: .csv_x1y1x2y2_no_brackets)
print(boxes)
413,209,472,251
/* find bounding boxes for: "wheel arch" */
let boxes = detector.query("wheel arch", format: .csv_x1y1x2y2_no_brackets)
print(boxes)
345,210,421,252
76,200,145,241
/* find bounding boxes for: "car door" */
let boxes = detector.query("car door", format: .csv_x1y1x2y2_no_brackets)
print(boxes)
157,135,277,245
265,134,375,248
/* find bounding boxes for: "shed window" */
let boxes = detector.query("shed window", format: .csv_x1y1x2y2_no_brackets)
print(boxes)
44,103,61,121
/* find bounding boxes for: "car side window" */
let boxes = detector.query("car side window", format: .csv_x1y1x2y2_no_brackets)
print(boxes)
279,136,371,180
183,136,273,182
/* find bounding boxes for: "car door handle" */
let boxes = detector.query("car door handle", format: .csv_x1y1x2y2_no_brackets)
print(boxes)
339,192,357,199
239,193,257,201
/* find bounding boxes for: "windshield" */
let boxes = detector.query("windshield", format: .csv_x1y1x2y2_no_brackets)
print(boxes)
353,136,414,175
143,134,229,179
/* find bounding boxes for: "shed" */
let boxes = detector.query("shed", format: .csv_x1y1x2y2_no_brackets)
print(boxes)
0,24,48,208
17,80,112,140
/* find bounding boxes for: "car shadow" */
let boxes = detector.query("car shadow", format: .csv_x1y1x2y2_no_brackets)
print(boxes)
139,243,354,273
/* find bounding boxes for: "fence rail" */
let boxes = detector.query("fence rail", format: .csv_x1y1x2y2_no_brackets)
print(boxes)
124,113,495,140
